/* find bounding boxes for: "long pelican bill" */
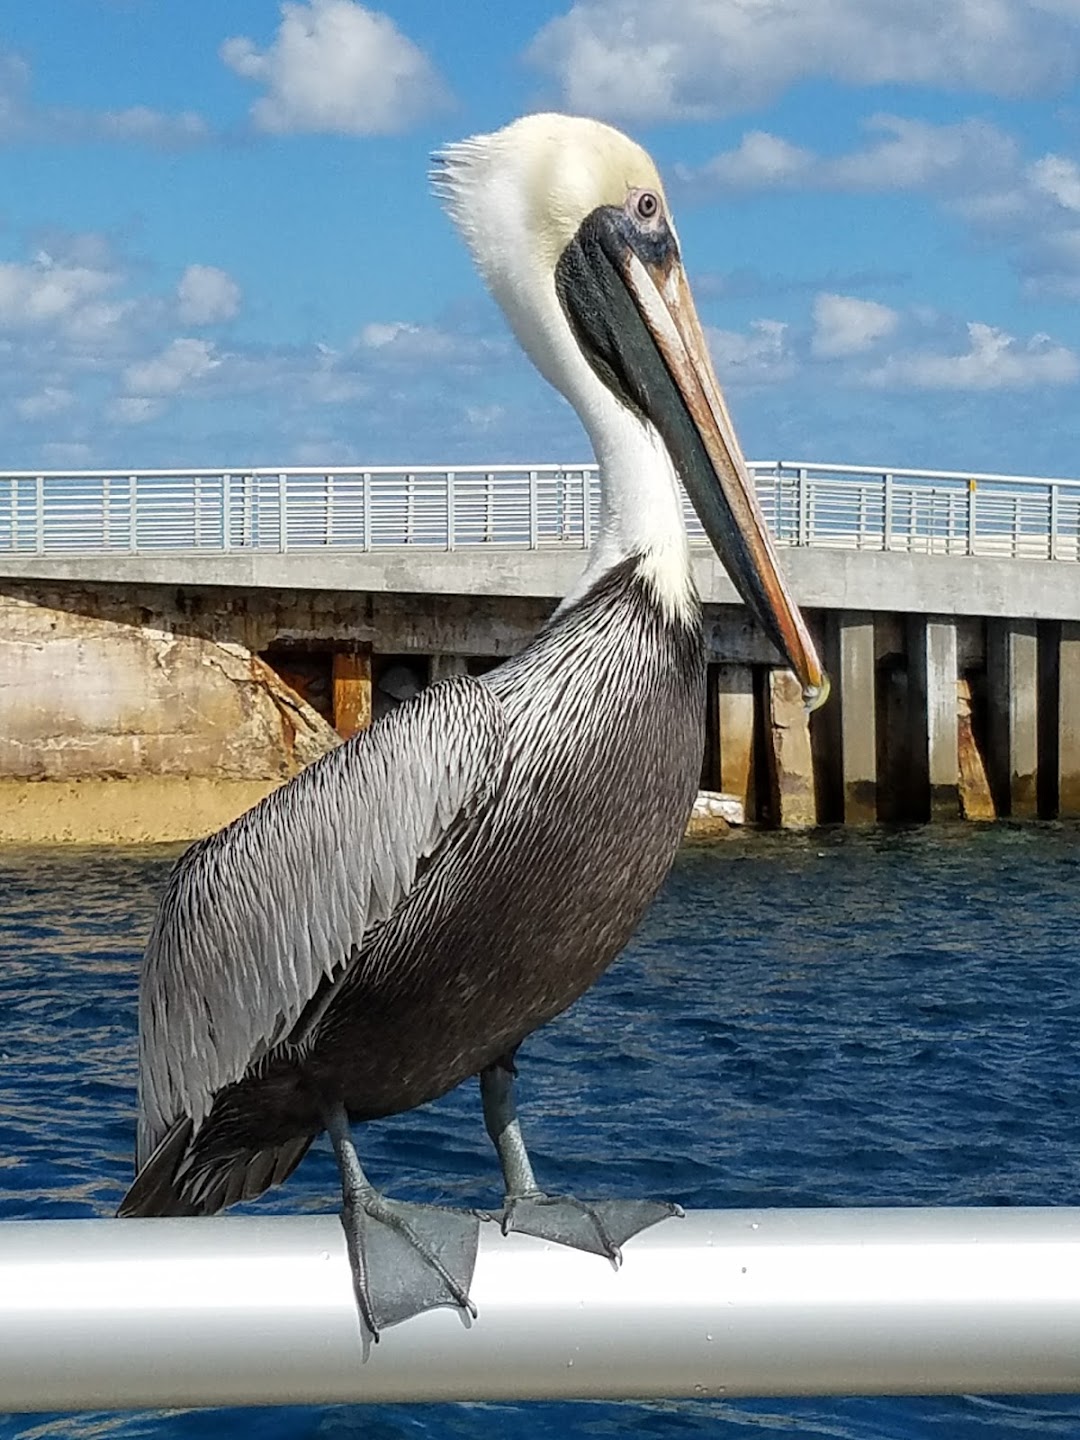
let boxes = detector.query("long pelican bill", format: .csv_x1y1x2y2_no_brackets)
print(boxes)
554,203,828,710
620,249,828,710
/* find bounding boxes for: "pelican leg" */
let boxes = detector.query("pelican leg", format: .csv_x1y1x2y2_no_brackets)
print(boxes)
479,1059,681,1265
323,1101,479,1339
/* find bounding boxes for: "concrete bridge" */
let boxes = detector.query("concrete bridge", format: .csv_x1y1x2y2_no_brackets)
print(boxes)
2,460,1079,839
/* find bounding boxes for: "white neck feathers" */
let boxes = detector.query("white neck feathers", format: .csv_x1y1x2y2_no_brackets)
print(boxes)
558,383,695,623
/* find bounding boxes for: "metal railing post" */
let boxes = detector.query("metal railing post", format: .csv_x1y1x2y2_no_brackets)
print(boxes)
279,472,288,552
222,474,232,552
362,471,372,550
582,467,592,546
529,469,539,549
1050,481,1060,561
34,475,44,554
883,472,893,551
797,466,810,546
128,474,138,552
446,470,456,551
967,478,977,556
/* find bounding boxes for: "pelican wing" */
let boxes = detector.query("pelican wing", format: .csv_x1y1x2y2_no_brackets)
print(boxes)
136,675,507,1164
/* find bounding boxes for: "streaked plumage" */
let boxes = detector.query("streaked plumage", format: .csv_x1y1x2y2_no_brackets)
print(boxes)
124,557,702,1215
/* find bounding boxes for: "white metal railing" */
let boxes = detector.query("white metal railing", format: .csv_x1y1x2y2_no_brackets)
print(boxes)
4,1208,1080,1411
0,461,1078,561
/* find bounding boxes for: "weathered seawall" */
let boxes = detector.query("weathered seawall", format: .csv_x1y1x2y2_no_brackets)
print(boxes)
0,580,581,841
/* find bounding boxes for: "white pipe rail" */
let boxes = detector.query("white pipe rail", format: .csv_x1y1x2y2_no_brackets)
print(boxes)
3,1208,1080,1412
1,460,1078,562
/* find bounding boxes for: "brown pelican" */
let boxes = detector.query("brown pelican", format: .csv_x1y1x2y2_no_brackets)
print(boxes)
118,113,826,1338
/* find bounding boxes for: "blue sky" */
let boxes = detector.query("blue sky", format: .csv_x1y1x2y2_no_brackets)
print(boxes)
4,1,1080,475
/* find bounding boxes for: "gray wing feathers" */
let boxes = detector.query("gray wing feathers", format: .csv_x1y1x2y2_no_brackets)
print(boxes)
137,676,506,1165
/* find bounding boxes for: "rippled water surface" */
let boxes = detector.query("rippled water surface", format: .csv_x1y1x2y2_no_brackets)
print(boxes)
3,825,1080,1437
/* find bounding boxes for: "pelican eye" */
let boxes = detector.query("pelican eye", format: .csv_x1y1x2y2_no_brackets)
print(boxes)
633,190,660,222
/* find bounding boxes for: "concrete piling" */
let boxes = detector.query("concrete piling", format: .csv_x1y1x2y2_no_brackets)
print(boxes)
1059,622,1080,818
331,647,372,739
987,619,1039,818
836,612,878,824
907,616,961,822
715,664,755,816
767,669,817,830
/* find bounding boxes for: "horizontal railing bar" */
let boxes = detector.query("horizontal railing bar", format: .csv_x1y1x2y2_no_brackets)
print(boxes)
2,460,1079,487
0,463,603,480
778,459,1080,488
2,1208,1080,1412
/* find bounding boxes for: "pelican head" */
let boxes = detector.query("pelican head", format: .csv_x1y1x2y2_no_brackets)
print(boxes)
434,113,827,707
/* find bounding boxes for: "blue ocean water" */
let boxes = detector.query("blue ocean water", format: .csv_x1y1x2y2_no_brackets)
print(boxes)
3,825,1080,1437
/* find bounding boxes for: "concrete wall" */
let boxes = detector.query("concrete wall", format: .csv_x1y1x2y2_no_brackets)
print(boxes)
0,586,339,783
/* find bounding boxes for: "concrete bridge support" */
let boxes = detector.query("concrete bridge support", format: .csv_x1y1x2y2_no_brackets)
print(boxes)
987,619,1039,818
832,611,878,824
331,647,372,739
715,664,755,815
1060,622,1080,818
767,669,817,830
908,616,960,822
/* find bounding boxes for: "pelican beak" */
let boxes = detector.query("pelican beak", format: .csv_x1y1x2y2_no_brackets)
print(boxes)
555,204,828,709
621,249,828,709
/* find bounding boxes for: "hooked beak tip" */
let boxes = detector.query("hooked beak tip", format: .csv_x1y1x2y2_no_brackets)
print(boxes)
803,672,831,713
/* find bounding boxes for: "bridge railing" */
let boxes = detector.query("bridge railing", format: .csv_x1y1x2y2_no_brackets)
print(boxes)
1,461,1078,560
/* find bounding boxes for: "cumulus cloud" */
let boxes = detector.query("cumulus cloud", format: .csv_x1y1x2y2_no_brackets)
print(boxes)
0,252,120,333
14,387,74,421
222,0,449,135
866,323,1080,390
812,294,899,358
177,265,242,325
528,0,1080,120
707,319,795,384
679,116,1018,197
108,396,165,425
0,46,209,147
123,339,221,397
680,114,1080,301
357,319,507,366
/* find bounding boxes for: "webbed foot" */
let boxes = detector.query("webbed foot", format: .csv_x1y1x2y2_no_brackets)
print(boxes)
488,1191,682,1263
340,1188,480,1336
324,1099,479,1339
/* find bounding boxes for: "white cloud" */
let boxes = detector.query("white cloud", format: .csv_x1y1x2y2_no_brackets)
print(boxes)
123,338,220,397
108,396,164,425
680,116,1017,196
1029,154,1080,212
866,323,1080,390
812,294,899,358
0,47,209,147
14,387,73,421
0,252,118,332
221,0,448,135
528,0,1080,120
681,114,1080,301
177,265,242,325
707,319,795,384
357,319,507,366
